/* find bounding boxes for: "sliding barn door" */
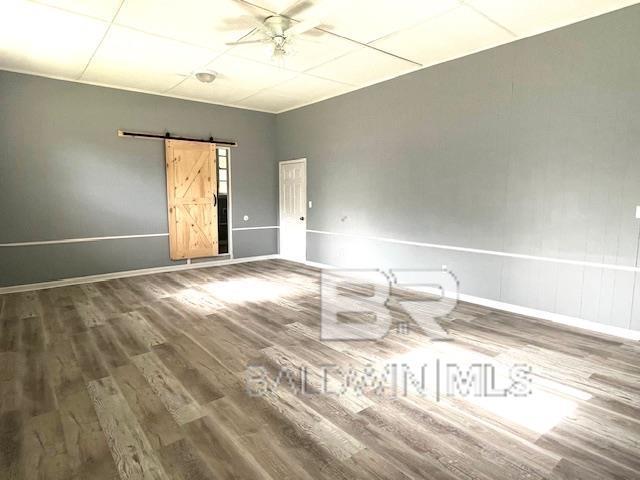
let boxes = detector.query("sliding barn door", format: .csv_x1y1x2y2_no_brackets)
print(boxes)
165,140,218,260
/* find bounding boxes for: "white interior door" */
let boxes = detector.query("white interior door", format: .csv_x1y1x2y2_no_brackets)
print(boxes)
279,159,307,261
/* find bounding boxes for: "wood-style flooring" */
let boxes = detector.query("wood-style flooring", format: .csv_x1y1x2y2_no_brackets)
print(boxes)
0,259,639,479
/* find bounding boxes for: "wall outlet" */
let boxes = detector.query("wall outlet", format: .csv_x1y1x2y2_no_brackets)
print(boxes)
308,200,313,208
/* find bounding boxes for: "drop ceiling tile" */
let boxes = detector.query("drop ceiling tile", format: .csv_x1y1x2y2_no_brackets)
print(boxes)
307,47,419,86
467,0,640,37
115,0,263,50
170,76,257,105
208,53,298,86
240,71,355,112
170,53,297,103
268,73,353,103
238,90,301,112
318,0,460,43
372,5,514,68
169,76,259,105
82,26,219,92
0,0,109,77
230,30,358,72
32,0,122,21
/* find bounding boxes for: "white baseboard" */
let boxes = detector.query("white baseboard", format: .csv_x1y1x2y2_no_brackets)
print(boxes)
300,259,335,270
456,291,640,341
294,259,640,341
0,254,280,294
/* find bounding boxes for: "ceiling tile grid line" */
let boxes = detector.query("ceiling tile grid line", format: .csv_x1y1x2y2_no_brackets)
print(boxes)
29,0,123,21
100,21,239,55
166,53,298,105
370,4,518,72
19,0,462,91
0,63,278,115
303,54,420,100
161,49,231,95
77,0,126,80
29,0,275,53
109,0,367,100
235,70,357,106
3,0,639,113
216,49,318,79
357,0,465,45
463,2,518,37
312,26,423,67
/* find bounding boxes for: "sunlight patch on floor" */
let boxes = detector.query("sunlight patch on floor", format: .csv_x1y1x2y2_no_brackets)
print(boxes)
390,341,592,435
202,277,298,303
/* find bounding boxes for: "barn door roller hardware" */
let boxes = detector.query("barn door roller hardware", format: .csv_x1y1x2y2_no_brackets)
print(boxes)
117,129,237,147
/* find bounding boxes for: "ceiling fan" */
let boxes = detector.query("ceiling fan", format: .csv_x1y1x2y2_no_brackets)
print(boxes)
225,0,334,60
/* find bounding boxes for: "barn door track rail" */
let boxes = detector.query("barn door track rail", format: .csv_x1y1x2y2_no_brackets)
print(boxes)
118,129,237,147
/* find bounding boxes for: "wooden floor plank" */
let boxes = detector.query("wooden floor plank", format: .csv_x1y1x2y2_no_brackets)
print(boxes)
90,325,130,370
182,415,273,480
59,389,119,480
0,317,20,352
131,352,204,426
87,376,170,480
47,340,85,401
152,342,225,405
157,438,217,480
71,331,110,382
21,350,57,417
21,410,72,480
112,364,184,451
0,411,22,480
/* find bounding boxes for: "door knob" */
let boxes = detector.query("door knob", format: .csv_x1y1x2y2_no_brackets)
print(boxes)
300,216,305,221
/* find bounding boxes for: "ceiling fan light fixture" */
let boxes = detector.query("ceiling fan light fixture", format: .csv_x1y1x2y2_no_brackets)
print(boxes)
195,71,217,83
271,45,287,62
273,34,286,48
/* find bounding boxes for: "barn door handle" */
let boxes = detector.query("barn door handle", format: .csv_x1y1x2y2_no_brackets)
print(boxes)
213,193,217,207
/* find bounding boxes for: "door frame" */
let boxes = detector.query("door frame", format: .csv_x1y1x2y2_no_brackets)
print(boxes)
225,146,234,259
278,158,307,261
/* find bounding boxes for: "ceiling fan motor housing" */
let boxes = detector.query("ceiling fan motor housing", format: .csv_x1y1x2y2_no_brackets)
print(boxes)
264,15,291,36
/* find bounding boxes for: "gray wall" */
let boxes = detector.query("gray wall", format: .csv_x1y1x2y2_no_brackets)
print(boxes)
277,5,640,331
0,71,278,287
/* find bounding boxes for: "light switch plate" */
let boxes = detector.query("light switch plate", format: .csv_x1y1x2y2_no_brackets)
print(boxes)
636,206,640,219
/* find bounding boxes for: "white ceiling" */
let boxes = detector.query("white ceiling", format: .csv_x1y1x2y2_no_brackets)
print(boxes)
0,0,637,113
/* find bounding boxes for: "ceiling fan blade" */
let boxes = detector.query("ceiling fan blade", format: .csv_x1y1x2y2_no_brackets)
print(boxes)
302,23,332,37
218,15,263,32
281,0,314,18
282,0,339,36
283,17,322,37
226,39,268,46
